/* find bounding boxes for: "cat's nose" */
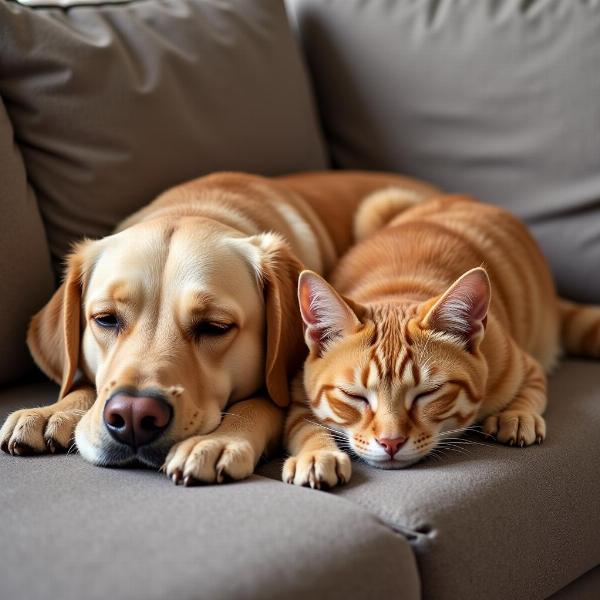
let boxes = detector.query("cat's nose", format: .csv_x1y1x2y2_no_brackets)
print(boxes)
376,436,407,457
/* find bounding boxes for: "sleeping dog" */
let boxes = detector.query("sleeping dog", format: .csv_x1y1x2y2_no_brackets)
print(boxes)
0,171,437,484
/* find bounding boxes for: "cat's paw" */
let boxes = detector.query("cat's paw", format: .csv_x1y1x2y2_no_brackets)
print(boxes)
482,411,546,446
163,435,256,485
0,407,82,456
283,449,351,489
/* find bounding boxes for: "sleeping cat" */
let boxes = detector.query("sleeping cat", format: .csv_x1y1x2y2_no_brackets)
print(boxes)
283,189,600,489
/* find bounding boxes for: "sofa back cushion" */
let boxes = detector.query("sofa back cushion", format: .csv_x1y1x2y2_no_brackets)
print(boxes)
0,96,55,385
0,0,327,274
288,0,600,302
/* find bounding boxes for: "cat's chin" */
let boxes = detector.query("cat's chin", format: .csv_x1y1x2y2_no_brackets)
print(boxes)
363,456,422,470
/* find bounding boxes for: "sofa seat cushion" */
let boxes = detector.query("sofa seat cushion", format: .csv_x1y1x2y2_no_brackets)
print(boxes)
0,382,420,600
306,359,599,599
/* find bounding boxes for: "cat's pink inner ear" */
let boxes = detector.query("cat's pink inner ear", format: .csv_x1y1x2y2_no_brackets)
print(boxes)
426,268,491,348
297,271,322,328
297,270,359,354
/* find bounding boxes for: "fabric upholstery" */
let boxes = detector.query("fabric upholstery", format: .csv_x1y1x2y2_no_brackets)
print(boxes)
260,359,600,599
287,0,600,303
0,96,54,385
549,566,600,600
0,382,420,600
0,0,327,273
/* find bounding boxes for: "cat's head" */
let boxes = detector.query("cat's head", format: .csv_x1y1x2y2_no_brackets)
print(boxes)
297,268,491,469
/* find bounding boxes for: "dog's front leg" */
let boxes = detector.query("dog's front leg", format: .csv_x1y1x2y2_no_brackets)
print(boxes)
0,384,96,456
163,396,283,485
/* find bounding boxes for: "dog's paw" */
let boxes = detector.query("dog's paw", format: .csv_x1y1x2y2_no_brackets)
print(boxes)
283,449,351,489
482,411,546,447
163,435,256,485
0,407,82,456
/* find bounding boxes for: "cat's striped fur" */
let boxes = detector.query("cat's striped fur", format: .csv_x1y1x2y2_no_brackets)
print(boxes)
283,189,600,488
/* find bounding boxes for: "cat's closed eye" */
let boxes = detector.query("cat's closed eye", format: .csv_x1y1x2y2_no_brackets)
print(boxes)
338,388,369,404
413,384,444,403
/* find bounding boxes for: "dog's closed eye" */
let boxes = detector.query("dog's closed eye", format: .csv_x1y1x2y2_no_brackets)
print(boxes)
191,321,235,339
94,314,121,331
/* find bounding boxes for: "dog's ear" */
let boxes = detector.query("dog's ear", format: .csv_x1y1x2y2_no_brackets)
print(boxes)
27,242,92,399
252,233,306,407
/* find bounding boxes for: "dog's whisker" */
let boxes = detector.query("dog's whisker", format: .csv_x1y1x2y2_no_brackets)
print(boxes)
220,412,244,420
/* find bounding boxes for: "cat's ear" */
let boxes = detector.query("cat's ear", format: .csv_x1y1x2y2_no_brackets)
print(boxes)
298,270,361,355
423,267,491,350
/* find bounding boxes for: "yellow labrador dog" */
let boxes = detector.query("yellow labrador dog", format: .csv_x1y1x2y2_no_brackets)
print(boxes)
0,171,437,485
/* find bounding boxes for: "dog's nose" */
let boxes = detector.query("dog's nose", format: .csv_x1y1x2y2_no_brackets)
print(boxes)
103,393,172,449
376,436,407,457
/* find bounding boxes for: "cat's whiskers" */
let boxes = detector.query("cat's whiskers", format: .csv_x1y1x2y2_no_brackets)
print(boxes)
435,444,470,456
431,426,469,439
303,419,349,445
303,418,345,437
438,437,493,448
431,425,482,441
426,449,444,463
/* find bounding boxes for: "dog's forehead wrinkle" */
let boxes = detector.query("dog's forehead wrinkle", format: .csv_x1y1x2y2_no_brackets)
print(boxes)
168,234,246,286
87,275,147,309
167,240,264,314
91,231,167,294
187,290,218,306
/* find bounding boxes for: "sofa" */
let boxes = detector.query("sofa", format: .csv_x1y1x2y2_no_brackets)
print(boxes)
1,1,598,598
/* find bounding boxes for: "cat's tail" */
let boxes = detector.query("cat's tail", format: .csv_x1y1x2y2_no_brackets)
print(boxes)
354,186,429,242
559,299,600,358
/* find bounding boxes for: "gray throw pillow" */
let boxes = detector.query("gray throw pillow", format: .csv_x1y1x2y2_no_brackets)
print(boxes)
0,95,54,384
0,0,327,273
288,0,600,303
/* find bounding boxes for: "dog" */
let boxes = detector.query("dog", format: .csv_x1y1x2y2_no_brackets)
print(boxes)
0,171,438,484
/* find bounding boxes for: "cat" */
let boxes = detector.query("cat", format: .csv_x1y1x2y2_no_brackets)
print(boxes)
282,189,600,489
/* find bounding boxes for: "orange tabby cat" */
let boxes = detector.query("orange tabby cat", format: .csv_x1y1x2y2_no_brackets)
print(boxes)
283,189,600,489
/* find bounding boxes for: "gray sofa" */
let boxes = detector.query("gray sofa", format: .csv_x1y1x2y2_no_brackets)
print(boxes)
1,1,598,598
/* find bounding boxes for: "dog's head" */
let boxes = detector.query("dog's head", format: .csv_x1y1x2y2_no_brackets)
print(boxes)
28,217,304,467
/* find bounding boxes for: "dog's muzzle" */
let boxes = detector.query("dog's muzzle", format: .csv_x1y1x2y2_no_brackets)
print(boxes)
103,388,173,450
